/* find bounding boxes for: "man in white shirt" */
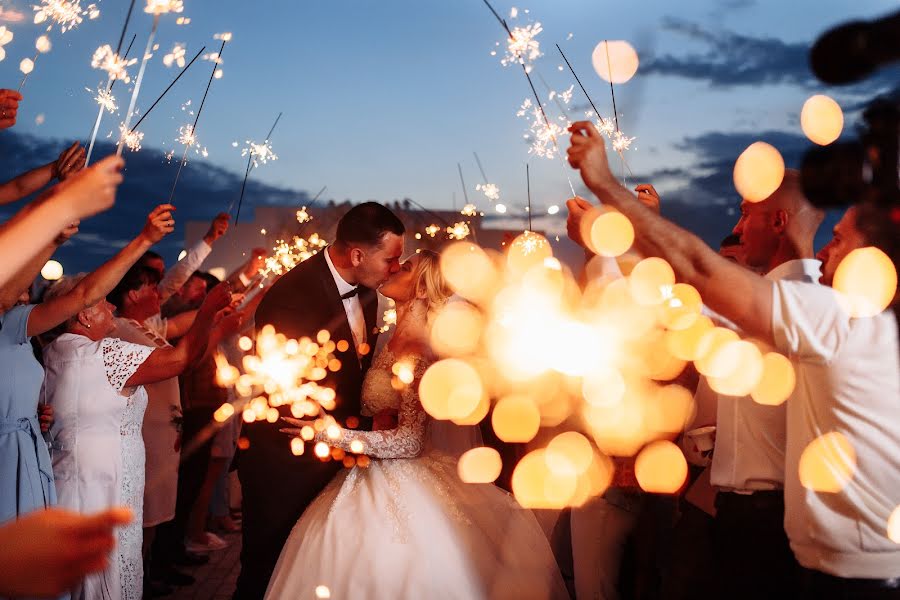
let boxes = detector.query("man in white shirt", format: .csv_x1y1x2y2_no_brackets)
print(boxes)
565,121,900,598
698,170,823,598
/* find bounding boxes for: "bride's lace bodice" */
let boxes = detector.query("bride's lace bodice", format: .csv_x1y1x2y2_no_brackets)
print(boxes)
318,348,430,459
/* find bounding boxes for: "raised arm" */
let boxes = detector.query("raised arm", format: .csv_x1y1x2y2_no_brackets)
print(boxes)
0,142,86,205
0,155,122,289
26,205,175,337
566,122,774,341
124,283,231,387
158,213,229,302
0,222,78,312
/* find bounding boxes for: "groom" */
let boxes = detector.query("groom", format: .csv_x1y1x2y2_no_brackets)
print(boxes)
235,202,405,600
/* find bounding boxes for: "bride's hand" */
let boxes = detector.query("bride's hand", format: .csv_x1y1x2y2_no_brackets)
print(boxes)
279,417,314,437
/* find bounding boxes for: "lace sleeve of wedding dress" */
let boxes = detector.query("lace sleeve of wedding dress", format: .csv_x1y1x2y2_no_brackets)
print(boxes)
318,357,430,459
102,337,155,392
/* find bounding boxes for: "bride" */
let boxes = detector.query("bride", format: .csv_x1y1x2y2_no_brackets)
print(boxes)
266,250,568,600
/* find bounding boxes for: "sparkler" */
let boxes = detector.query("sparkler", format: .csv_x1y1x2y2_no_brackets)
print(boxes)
232,111,283,225
213,325,343,437
258,233,328,278
557,43,636,182
126,45,205,137
480,0,576,197
85,26,138,166
19,0,99,91
473,151,501,204
168,35,229,202
526,162,532,231
118,0,184,158
457,162,472,208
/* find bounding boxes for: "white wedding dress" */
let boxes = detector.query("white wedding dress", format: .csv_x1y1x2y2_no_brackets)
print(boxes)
265,348,569,600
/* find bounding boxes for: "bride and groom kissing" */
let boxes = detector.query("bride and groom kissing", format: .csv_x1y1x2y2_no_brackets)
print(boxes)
235,202,567,600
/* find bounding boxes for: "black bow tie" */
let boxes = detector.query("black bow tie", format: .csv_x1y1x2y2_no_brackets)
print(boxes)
340,287,359,300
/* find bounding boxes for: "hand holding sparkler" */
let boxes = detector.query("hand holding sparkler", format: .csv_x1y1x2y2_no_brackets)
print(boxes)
0,89,21,129
140,203,176,244
203,212,231,246
49,154,125,220
567,121,616,196
634,184,660,213
53,142,86,182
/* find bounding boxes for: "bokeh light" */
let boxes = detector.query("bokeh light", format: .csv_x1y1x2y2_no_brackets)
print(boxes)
419,359,485,421
492,394,541,443
592,40,639,84
458,447,503,483
801,94,843,146
707,340,764,397
629,257,676,306
799,431,856,493
440,242,498,305
588,209,635,258
634,440,688,494
40,259,63,280
832,246,898,318
733,141,785,202
751,352,796,406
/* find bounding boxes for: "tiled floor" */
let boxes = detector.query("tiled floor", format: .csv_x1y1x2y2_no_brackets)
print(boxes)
167,530,242,600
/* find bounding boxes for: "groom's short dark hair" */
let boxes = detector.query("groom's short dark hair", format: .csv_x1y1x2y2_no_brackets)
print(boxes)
335,202,405,248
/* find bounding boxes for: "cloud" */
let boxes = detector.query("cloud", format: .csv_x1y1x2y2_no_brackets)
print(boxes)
630,127,843,249
641,17,899,95
0,132,315,273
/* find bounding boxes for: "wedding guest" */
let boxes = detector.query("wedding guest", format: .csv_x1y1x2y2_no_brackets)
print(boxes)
0,142,85,205
566,121,900,599
138,212,230,336
40,278,229,600
0,506,133,598
0,205,174,526
0,155,123,289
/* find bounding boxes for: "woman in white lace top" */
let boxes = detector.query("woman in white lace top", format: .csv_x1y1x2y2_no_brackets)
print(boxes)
39,277,230,600
266,251,568,600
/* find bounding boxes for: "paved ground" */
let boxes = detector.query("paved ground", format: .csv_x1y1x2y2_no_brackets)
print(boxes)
167,529,242,600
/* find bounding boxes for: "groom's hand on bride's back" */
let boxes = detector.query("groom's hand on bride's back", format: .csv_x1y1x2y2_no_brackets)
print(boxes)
373,409,398,431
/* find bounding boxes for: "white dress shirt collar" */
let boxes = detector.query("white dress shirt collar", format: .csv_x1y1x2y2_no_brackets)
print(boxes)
324,246,357,296
765,258,821,283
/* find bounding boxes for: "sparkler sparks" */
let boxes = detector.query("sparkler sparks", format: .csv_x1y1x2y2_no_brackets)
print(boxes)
378,307,397,334
0,27,13,62
163,42,186,67
461,204,478,217
424,224,441,238
175,123,208,156
517,98,567,159
33,0,94,33
447,221,471,240
296,207,311,224
91,44,137,82
144,0,183,15
119,125,143,151
497,22,543,68
214,325,344,437
476,183,500,202
87,85,117,112
241,140,278,169
259,234,328,278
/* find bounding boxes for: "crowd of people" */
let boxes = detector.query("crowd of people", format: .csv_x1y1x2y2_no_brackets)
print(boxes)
0,69,897,600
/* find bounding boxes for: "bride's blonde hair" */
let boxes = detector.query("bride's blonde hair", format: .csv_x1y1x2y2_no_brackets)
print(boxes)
410,250,454,312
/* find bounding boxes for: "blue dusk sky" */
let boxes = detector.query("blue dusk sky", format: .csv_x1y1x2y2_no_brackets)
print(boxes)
0,0,897,271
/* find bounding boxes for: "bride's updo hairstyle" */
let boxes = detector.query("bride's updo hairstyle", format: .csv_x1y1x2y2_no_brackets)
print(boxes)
411,250,454,312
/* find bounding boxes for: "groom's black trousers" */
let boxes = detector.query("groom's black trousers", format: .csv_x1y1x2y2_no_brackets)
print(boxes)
233,417,345,600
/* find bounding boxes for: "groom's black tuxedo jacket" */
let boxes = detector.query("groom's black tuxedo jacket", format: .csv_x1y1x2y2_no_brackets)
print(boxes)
235,249,379,600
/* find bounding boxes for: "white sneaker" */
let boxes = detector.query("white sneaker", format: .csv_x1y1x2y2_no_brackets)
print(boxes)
185,532,230,554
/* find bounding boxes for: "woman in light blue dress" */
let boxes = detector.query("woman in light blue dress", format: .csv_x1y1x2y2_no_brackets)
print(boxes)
0,302,55,524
